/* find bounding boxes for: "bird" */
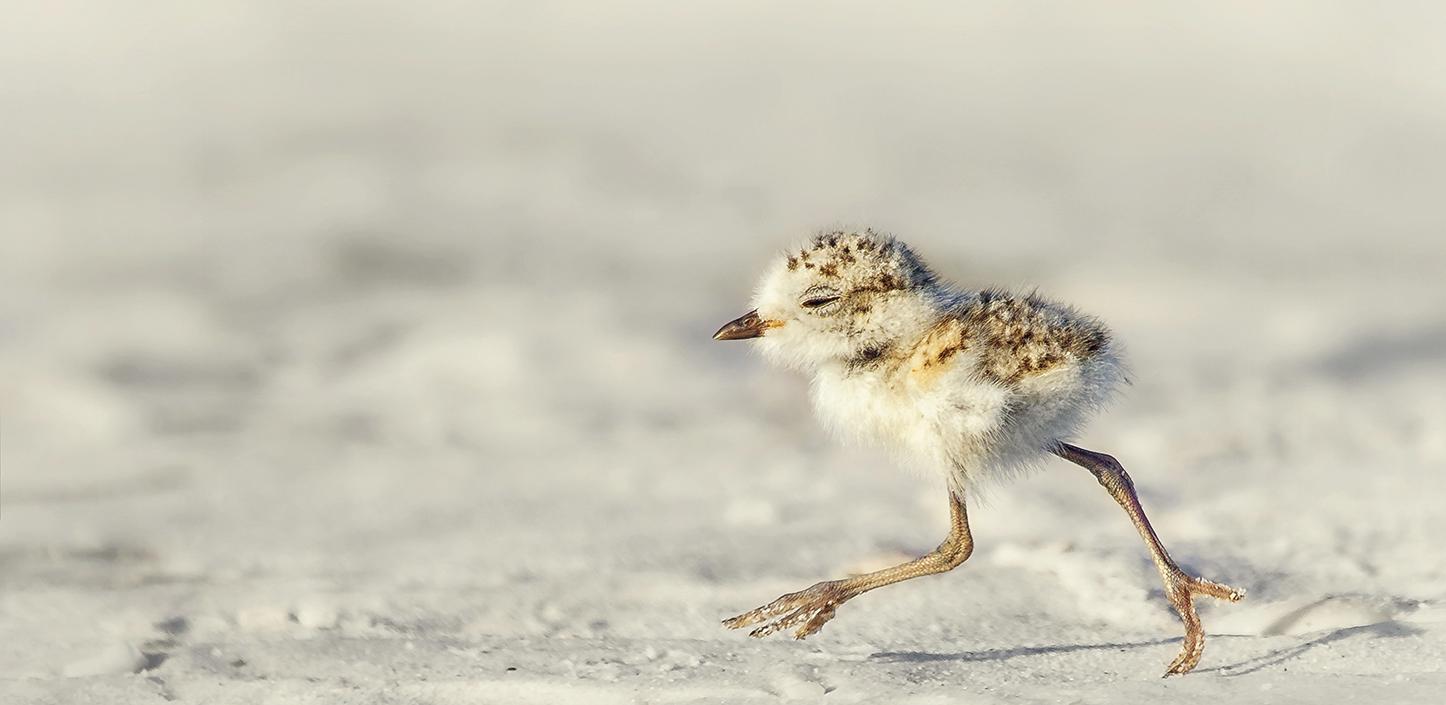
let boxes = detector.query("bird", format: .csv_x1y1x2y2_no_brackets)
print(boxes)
712,229,1244,676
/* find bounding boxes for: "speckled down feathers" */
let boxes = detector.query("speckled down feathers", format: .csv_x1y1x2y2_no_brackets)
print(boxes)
749,230,1125,489
950,289,1110,385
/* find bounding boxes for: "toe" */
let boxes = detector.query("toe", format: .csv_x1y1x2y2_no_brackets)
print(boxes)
1163,631,1206,676
1164,651,1193,676
1185,575,1246,602
723,611,764,630
793,603,837,639
723,592,810,631
748,604,812,638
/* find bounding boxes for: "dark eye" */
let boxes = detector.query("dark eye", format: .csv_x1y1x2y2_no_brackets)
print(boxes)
801,295,841,309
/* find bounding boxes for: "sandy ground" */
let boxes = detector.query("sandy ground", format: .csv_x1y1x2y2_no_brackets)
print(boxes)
3,2,1446,703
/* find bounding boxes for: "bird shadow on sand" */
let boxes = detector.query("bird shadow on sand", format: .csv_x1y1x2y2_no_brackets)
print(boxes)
871,637,1176,664
872,621,1421,674
1197,620,1423,677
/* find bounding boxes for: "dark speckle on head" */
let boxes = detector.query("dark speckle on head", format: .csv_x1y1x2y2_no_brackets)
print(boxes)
784,231,944,316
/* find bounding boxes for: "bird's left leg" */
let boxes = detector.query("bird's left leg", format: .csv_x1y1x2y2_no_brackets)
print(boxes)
1053,442,1245,675
723,489,973,639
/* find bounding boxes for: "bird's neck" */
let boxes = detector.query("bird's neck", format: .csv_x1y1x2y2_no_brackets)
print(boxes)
828,287,953,375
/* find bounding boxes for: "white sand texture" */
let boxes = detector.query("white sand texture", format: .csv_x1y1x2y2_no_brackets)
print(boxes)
3,2,1445,703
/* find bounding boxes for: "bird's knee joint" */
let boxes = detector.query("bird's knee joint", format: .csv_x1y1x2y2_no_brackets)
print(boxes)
1091,453,1132,487
1097,452,1123,472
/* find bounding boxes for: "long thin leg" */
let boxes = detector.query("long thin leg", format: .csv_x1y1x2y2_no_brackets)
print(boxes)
1054,442,1245,675
724,489,973,639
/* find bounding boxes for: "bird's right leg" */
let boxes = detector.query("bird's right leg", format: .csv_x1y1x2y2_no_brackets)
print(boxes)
1053,442,1245,676
723,489,973,640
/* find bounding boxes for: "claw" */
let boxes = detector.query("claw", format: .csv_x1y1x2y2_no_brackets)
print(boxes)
747,620,783,638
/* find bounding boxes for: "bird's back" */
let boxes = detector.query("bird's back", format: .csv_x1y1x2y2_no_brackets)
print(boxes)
953,288,1114,385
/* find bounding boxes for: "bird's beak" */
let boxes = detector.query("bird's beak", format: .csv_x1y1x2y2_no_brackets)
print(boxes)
713,309,778,341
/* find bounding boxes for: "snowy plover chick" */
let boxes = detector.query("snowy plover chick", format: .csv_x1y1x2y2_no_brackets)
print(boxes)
713,230,1244,676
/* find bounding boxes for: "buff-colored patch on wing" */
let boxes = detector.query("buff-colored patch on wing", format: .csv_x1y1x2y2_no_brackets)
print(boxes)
905,318,972,388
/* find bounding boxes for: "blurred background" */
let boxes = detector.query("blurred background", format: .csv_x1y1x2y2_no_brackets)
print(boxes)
3,2,1444,702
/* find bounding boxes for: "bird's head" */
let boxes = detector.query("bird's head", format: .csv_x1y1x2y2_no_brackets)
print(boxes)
714,230,945,371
